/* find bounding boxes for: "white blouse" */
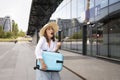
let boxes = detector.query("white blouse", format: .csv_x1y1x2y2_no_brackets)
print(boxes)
35,36,57,59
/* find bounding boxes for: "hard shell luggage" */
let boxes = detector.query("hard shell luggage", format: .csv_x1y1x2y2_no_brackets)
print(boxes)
34,51,64,72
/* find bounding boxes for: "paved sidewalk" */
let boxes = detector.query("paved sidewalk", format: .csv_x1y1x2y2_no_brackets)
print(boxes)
60,50,120,80
1,42,119,80
0,42,82,80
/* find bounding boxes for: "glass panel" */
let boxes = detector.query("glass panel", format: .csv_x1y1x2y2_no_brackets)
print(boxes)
96,22,108,57
54,0,85,53
109,18,120,59
109,0,120,5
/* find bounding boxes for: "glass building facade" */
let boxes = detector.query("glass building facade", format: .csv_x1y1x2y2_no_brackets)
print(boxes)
50,0,120,60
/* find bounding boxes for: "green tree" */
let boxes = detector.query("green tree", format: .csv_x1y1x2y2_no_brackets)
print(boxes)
0,21,20,39
12,21,19,38
5,32,13,38
70,30,82,39
0,26,4,38
18,30,26,37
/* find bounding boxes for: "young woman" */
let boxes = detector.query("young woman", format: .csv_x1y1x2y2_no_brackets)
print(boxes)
35,22,61,80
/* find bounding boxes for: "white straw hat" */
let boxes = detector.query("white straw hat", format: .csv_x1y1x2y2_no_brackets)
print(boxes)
39,22,59,37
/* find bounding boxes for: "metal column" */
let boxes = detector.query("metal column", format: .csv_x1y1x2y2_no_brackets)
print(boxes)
82,25,87,55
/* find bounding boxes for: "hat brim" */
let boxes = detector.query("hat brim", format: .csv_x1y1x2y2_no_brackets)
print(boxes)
39,22,59,37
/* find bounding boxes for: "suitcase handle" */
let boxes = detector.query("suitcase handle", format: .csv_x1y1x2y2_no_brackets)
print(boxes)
56,60,63,63
33,65,39,70
43,50,60,53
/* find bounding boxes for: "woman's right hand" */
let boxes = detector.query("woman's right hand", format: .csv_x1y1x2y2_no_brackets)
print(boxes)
39,59,47,70
41,62,47,70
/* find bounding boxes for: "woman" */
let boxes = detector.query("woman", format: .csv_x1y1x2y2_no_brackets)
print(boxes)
35,22,61,80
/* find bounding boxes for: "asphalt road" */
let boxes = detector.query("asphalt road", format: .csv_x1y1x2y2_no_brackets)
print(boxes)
0,42,81,80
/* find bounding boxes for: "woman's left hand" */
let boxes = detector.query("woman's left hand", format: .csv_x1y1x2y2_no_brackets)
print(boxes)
55,42,62,52
57,42,61,49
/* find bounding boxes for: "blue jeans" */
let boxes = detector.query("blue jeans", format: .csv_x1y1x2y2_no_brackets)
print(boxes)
36,70,61,80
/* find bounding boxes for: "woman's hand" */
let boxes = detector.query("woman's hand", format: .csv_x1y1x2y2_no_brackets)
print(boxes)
41,62,47,70
55,42,62,52
57,42,61,49
39,59,47,70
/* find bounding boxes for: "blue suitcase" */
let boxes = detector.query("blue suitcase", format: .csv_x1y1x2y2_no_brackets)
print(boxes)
34,51,64,72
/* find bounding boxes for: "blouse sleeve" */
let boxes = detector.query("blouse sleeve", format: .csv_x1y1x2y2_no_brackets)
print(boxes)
35,37,45,59
53,40,57,51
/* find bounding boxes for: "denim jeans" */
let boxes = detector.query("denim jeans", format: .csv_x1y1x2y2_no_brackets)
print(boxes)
36,70,60,80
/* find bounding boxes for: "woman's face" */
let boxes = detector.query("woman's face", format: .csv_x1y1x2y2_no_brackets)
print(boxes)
45,26,54,39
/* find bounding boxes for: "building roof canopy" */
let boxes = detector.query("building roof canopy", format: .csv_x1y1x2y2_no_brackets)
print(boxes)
27,0,63,36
